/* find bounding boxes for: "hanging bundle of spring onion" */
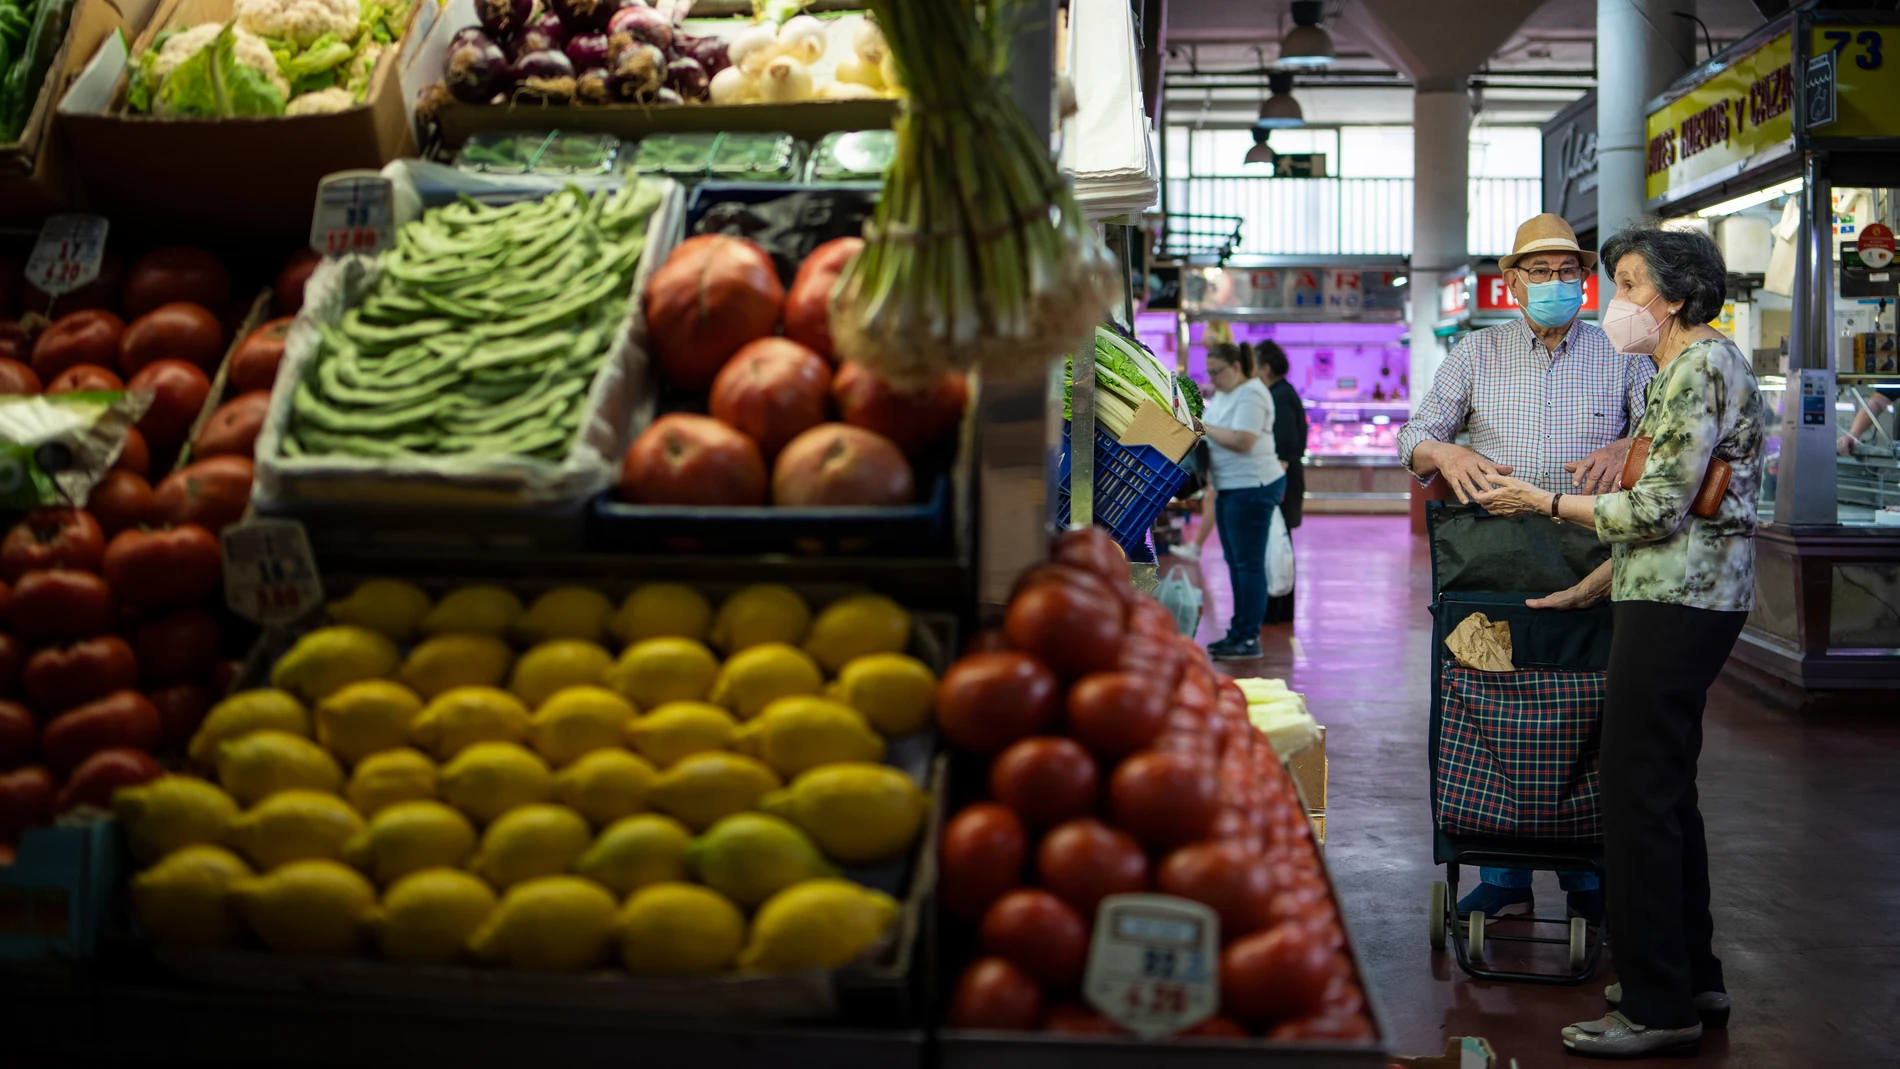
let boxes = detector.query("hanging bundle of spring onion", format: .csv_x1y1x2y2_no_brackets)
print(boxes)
829,0,1121,387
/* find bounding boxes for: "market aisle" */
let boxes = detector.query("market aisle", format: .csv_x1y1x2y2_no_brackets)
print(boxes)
1178,514,1900,1068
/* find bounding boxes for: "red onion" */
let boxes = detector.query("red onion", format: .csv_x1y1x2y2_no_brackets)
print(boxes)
654,86,683,104
510,25,560,60
565,32,612,71
664,55,708,101
529,9,564,39
683,34,729,76
512,48,577,103
445,34,509,103
606,3,670,51
549,0,615,35
576,67,612,104
474,0,533,40
606,41,665,101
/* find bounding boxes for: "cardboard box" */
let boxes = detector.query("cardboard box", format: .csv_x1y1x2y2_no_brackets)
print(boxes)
1288,724,1327,812
1115,397,1200,464
59,0,428,241
0,0,150,220
1853,333,1897,374
1396,1037,1498,1069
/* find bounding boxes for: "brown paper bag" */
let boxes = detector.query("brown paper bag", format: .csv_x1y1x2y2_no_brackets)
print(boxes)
1446,613,1514,672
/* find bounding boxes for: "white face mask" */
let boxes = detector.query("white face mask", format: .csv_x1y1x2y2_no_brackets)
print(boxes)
1602,292,1669,355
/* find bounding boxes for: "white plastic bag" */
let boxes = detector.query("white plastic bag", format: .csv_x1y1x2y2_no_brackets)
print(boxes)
1154,572,1203,637
1266,507,1295,598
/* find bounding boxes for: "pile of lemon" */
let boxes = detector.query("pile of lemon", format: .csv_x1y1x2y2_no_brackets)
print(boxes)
116,580,938,975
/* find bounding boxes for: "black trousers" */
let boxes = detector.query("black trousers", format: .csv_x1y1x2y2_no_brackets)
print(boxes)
1602,600,1748,1029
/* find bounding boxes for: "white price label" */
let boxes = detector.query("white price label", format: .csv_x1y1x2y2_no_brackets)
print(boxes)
222,518,324,624
25,215,110,297
1083,894,1220,1038
310,171,395,257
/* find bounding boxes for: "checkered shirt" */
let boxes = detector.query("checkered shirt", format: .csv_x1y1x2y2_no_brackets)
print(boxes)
1434,665,1603,842
1398,318,1655,493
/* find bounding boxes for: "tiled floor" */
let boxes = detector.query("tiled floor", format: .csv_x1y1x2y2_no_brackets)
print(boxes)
1175,513,1900,1068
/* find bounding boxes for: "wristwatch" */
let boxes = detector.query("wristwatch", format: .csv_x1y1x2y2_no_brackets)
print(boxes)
1550,492,1564,523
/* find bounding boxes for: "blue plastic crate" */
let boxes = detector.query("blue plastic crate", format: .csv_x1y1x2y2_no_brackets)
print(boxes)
1056,423,1189,558
0,820,122,962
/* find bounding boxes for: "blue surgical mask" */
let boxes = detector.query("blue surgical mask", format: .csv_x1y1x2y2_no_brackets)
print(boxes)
1524,278,1584,328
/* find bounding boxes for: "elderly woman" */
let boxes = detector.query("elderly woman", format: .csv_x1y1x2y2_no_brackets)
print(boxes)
1475,226,1763,1059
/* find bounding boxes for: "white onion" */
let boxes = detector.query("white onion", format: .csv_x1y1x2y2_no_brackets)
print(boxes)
756,54,814,102
878,51,899,94
729,24,779,75
708,65,758,104
853,16,887,67
833,54,882,89
820,80,881,100
776,14,827,65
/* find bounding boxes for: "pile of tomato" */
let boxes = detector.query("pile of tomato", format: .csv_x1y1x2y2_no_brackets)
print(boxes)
935,527,1372,1042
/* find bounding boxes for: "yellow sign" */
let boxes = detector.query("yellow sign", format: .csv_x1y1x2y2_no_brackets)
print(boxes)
1645,31,1794,203
1813,26,1900,138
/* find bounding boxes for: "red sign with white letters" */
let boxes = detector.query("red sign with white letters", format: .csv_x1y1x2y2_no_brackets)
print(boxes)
1473,272,1600,313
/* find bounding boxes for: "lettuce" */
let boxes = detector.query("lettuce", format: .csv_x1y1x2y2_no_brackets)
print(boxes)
158,22,286,117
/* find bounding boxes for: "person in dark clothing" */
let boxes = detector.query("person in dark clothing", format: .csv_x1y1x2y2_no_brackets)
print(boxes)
1255,341,1307,624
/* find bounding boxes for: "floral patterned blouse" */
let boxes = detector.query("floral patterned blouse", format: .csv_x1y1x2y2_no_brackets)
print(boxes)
1593,337,1764,612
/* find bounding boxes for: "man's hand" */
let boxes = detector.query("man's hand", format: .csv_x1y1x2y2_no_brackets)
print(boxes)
1567,438,1633,493
1420,442,1513,504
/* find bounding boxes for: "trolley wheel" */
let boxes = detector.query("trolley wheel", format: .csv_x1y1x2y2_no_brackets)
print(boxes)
1468,910,1486,961
1569,916,1588,971
1428,881,1448,949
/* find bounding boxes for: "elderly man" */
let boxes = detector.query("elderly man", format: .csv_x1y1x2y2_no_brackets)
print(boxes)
1398,213,1655,926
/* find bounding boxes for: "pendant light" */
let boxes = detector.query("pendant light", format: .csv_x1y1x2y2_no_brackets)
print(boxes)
1278,0,1336,68
1256,72,1304,129
1243,127,1276,165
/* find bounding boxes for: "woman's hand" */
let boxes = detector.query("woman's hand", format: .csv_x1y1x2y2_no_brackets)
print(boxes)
1473,474,1554,518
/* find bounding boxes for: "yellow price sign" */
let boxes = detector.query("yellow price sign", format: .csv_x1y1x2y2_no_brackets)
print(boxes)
1645,31,1796,203
1813,26,1900,138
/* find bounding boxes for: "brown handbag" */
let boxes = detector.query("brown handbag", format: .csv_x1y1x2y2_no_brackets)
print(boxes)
1621,438,1731,518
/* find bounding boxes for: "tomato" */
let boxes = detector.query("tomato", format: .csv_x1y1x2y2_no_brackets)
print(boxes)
1219,923,1333,1025
209,659,243,699
936,651,1060,755
0,766,55,843
131,608,221,686
45,363,124,394
0,634,20,697
149,682,213,751
192,390,272,460
0,357,42,394
1005,582,1123,679
962,629,1010,656
1066,672,1169,759
120,302,226,377
154,455,253,533
11,570,115,644
102,525,221,611
56,747,163,812
1115,629,1185,688
228,317,291,395
990,737,1098,827
948,957,1043,1030
1052,526,1128,583
980,889,1090,990
1041,1003,1124,1035
1127,596,1181,639
941,802,1028,922
1110,751,1220,850
22,636,140,715
1319,969,1364,1016
276,251,320,317
1266,1013,1374,1042
1180,1016,1251,1038
0,508,106,581
1010,563,1125,612
125,247,232,319
39,690,161,774
127,359,212,450
113,427,151,478
86,471,157,537
1036,818,1148,919
30,310,124,380
1158,841,1275,942
781,236,862,359
0,701,35,767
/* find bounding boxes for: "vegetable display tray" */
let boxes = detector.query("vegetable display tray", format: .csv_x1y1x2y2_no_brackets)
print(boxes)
0,820,122,963
1056,423,1190,559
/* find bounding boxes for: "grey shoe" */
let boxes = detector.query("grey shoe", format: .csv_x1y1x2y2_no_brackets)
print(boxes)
1604,983,1732,1028
1563,1012,1702,1059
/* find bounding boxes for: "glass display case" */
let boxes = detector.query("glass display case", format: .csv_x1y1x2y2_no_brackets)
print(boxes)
1304,399,1409,458
1758,377,1900,527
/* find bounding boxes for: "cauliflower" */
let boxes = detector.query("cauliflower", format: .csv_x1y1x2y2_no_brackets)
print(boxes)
234,0,360,47
286,86,357,114
150,21,291,98
348,40,383,84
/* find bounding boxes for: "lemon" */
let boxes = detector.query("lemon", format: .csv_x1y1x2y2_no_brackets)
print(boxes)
529,686,638,767
602,637,719,710
419,585,524,640
216,731,344,807
467,875,618,971
227,790,366,871
328,579,433,642
685,813,838,909
131,845,253,946
397,634,513,700
827,653,937,737
469,804,592,889
710,585,812,653
438,742,553,824
515,586,615,646
803,594,911,674
709,643,824,720
649,752,782,831
113,775,239,864
617,882,746,975
574,814,693,896
553,749,657,826
738,878,898,973
760,763,928,865
188,689,310,766
734,697,886,779
345,748,437,816
625,702,739,768
411,686,532,760
344,800,477,886
314,680,425,766
609,583,713,646
270,626,402,703
368,868,497,963
229,859,378,956
510,640,614,708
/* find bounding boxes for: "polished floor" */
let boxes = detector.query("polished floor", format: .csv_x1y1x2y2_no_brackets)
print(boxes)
1180,513,1900,1069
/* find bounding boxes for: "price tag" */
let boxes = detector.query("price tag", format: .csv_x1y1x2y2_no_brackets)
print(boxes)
25,215,110,297
310,171,395,257
222,518,324,624
1083,894,1219,1038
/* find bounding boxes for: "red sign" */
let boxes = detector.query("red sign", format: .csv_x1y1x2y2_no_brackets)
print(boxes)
1857,222,1895,270
1439,278,1468,319
1473,272,1601,313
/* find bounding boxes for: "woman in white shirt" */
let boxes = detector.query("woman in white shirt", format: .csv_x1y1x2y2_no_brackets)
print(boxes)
1201,343,1287,660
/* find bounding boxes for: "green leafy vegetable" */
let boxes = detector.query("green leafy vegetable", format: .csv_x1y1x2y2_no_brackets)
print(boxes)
1176,373,1205,421
284,32,351,78
158,22,286,118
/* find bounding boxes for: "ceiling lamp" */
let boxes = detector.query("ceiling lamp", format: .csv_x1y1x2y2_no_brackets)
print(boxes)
1256,72,1304,129
1243,128,1276,165
1278,0,1335,68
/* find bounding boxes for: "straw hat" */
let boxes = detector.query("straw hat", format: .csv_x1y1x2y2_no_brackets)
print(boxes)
1498,213,1596,271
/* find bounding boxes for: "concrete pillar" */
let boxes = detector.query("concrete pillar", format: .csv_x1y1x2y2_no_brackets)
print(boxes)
1594,0,1695,241
1408,89,1471,402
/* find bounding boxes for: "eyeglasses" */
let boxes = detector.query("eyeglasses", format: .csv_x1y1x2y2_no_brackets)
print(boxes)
1518,266,1585,283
